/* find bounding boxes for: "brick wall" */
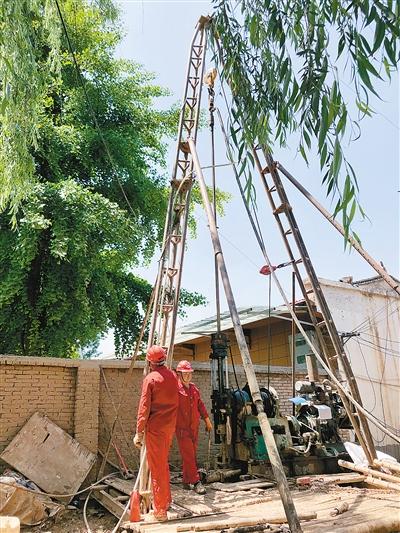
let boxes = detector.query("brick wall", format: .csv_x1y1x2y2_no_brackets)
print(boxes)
0,356,305,473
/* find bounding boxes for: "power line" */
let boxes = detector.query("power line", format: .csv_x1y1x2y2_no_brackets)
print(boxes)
349,340,377,412
54,0,136,216
350,300,399,334
361,330,400,345
357,336,400,357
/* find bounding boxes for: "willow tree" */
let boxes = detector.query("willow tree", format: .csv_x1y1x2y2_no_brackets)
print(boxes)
0,0,205,357
212,0,399,236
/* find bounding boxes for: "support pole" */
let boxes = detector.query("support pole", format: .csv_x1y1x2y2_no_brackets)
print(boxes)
189,137,302,533
291,273,296,415
277,163,400,296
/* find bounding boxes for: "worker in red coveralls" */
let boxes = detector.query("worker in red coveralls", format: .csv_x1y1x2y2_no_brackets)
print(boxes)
133,345,179,522
175,360,213,495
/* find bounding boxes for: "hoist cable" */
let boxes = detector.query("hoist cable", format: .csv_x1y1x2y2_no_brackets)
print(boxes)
207,82,221,333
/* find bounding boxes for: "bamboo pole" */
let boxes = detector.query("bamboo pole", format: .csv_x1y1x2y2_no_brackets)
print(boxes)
277,163,400,296
189,137,302,533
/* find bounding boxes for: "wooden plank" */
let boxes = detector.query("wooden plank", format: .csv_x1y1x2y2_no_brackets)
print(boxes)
210,481,274,492
171,486,272,516
296,473,366,485
93,489,128,519
0,412,96,504
105,477,136,495
176,511,317,531
304,501,398,532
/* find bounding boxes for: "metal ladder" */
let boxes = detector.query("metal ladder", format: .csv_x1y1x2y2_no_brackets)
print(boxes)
146,16,210,365
252,145,376,464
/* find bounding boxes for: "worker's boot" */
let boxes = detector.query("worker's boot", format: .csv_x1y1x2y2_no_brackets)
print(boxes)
193,481,206,495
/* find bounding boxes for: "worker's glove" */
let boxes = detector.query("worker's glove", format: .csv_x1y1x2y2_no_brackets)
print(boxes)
205,417,213,433
133,432,144,449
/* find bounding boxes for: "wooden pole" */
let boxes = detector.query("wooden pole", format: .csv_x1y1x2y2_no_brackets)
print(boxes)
176,512,316,532
277,163,400,296
363,476,400,492
189,137,302,533
338,459,400,485
291,273,296,415
373,459,400,474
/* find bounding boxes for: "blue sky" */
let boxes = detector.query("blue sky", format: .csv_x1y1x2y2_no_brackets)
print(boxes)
100,0,399,355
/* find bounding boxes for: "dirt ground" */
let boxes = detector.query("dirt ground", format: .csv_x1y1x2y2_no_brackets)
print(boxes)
25,501,117,533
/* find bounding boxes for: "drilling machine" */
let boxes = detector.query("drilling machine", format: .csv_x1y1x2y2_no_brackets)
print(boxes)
209,333,352,477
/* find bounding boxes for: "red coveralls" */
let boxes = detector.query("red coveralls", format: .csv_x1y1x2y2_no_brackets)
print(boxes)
176,381,209,484
136,366,179,515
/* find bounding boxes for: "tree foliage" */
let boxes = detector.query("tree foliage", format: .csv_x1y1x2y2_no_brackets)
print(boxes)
0,0,206,357
212,0,399,239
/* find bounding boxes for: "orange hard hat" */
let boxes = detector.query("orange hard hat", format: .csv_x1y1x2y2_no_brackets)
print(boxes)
146,345,166,364
176,360,193,373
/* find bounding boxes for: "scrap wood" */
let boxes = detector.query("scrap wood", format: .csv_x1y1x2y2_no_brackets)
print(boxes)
173,494,273,516
93,489,128,519
338,460,400,486
364,476,400,492
210,481,274,492
373,459,400,475
296,473,366,486
0,412,96,504
330,502,349,516
176,512,317,531
105,476,135,495
220,525,283,533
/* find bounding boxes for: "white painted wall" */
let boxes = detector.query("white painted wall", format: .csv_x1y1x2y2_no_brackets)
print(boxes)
307,278,400,455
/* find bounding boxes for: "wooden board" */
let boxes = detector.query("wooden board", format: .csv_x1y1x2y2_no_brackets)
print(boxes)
171,485,272,515
297,473,366,485
105,477,136,496
210,480,274,492
0,412,96,503
93,490,128,519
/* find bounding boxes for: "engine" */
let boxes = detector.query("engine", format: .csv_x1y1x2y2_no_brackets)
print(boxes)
208,332,350,475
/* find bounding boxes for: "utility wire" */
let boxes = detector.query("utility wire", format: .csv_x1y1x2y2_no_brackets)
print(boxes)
357,337,400,357
54,0,136,216
361,330,400,344
350,300,399,335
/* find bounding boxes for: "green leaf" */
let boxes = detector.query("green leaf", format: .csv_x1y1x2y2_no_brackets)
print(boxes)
320,142,328,169
357,59,380,97
299,143,309,164
348,199,357,224
384,37,396,65
373,19,386,53
331,138,342,180
303,128,311,149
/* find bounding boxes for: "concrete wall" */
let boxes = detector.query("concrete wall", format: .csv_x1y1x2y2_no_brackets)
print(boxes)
307,278,400,457
0,356,305,473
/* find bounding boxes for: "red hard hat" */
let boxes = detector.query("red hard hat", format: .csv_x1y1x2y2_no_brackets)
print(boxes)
176,360,193,373
146,345,166,364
